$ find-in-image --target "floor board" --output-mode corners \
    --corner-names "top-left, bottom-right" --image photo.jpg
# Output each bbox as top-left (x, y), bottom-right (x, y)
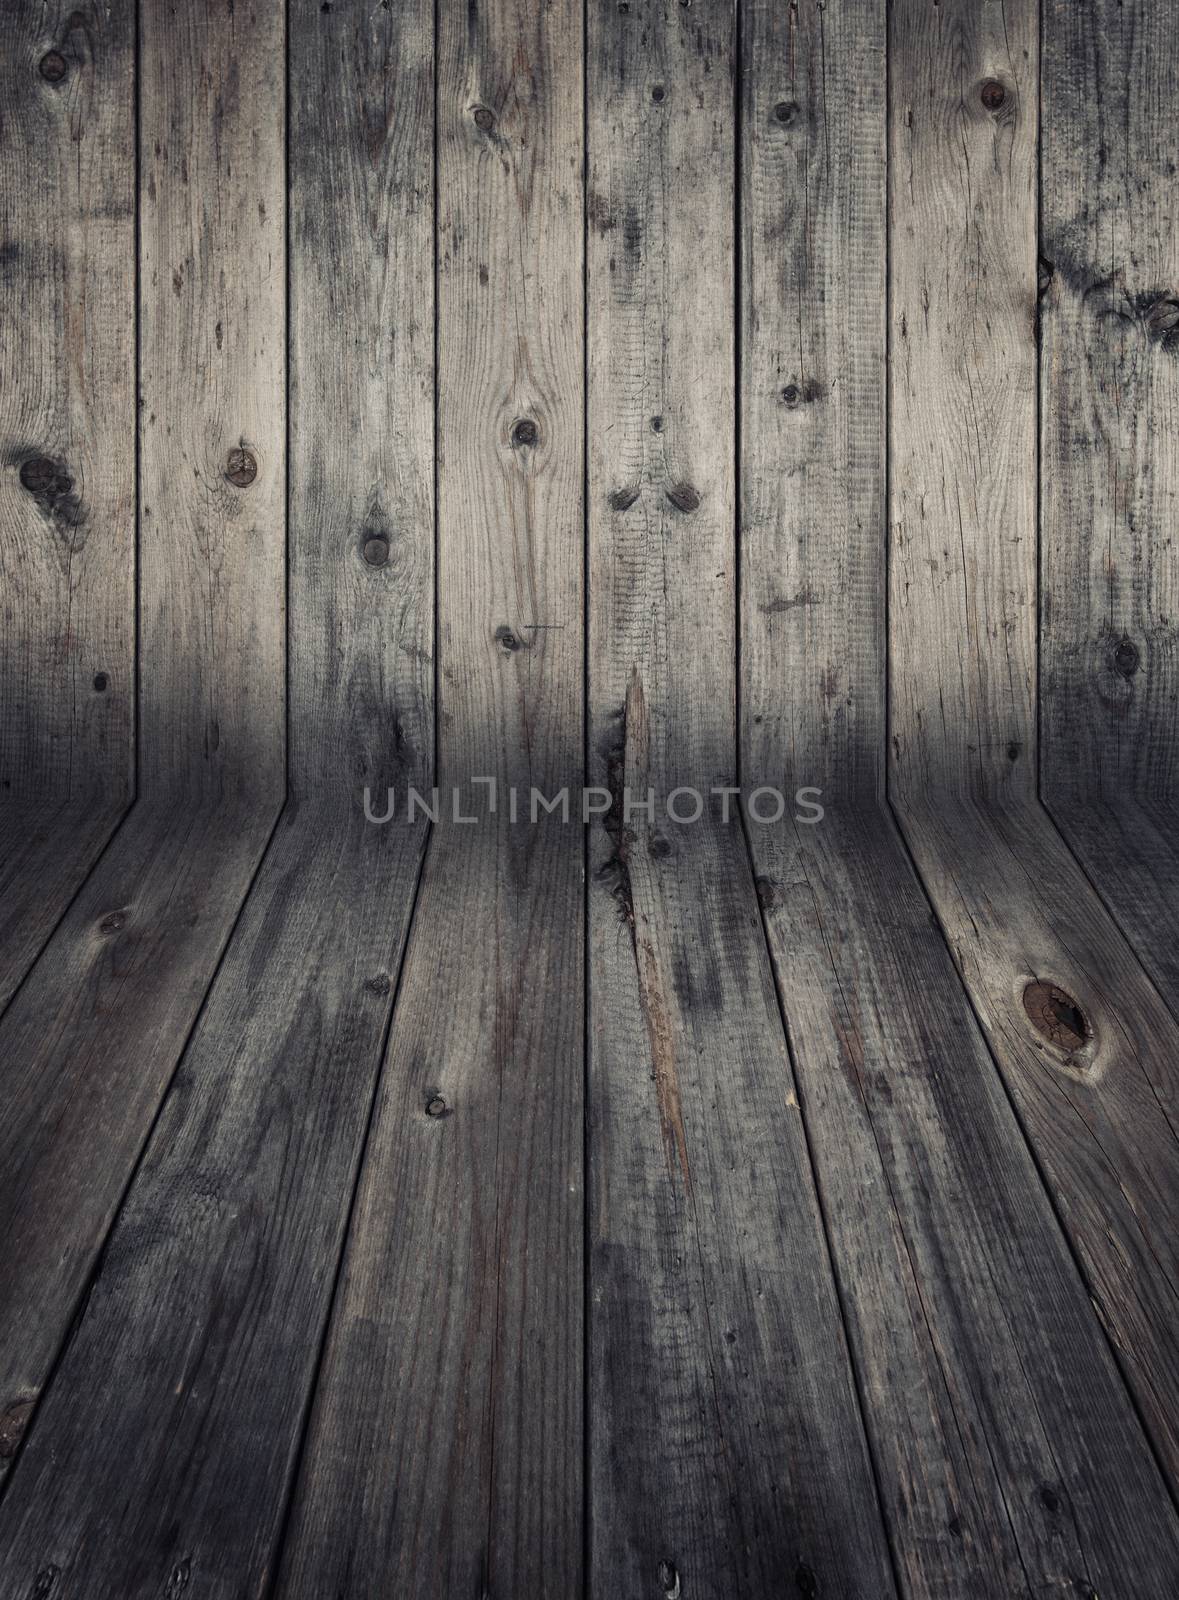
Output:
top-left (1047, 796), bottom-right (1179, 1007)
top-left (276, 820), bottom-right (583, 1600)
top-left (0, 802), bottom-right (424, 1597)
top-left (0, 797), bottom-right (127, 1013)
top-left (588, 809), bottom-right (897, 1598)
top-left (897, 795), bottom-right (1179, 1498)
top-left (753, 804), bottom-right (1179, 1598)
top-left (0, 797), bottom-right (276, 1480)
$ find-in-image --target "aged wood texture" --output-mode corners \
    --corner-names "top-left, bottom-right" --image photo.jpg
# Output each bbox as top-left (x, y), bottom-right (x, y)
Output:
top-left (588, 3), bottom-right (894, 1592)
top-left (1040, 0), bottom-right (1179, 1004)
top-left (756, 808), bottom-right (1179, 1599)
top-left (0, 0), bottom-right (286, 1492)
top-left (278, 0), bottom-right (584, 1591)
top-left (0, 0), bottom-right (135, 805)
top-left (889, 0), bottom-right (1179, 1502)
top-left (588, 0), bottom-right (734, 794)
top-left (0, 2), bottom-right (136, 991)
top-left (0, 807), bottom-right (424, 1596)
top-left (278, 822), bottom-right (582, 1600)
top-left (740, 0), bottom-right (885, 799)
top-left (139, 0), bottom-right (285, 804)
top-left (888, 0), bottom-right (1037, 803)
top-left (588, 722), bottom-right (896, 1597)
top-left (0, 4), bottom-right (434, 1587)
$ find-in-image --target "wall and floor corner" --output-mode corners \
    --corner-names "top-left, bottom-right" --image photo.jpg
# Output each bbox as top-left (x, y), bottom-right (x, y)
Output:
top-left (1, 0), bottom-right (1178, 1595)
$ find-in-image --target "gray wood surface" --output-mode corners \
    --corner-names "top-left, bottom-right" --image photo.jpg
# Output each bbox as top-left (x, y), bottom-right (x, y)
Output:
top-left (138, 0), bottom-right (285, 806)
top-left (0, 0), bottom-right (135, 807)
top-left (587, 3), bottom-right (894, 1592)
top-left (757, 808), bottom-right (1179, 1598)
top-left (740, 0), bottom-right (885, 799)
top-left (888, 0), bottom-right (1038, 803)
top-left (0, 4), bottom-right (435, 1590)
top-left (0, 805), bottom-right (425, 1597)
top-left (278, 0), bottom-right (585, 1591)
top-left (1040, 0), bottom-right (1179, 1009)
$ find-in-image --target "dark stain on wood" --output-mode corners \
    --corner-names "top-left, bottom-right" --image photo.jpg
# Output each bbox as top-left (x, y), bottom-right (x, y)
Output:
top-left (1022, 980), bottom-right (1092, 1054)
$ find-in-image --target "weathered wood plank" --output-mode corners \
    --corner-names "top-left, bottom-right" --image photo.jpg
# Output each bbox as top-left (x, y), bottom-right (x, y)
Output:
top-left (740, 0), bottom-right (885, 798)
top-left (1040, 0), bottom-right (1179, 1006)
top-left (587, 3), bottom-right (894, 1590)
top-left (278, 0), bottom-right (583, 1589)
top-left (588, 779), bottom-right (897, 1596)
top-left (0, 806), bottom-right (425, 1595)
top-left (138, 0), bottom-right (285, 804)
top-left (0, 797), bottom-right (275, 1480)
top-left (756, 807), bottom-right (1179, 1598)
top-left (888, 0), bottom-right (1179, 1507)
top-left (888, 0), bottom-right (1038, 802)
top-left (0, 0), bottom-right (135, 807)
top-left (0, 0), bottom-right (286, 1490)
top-left (1040, 0), bottom-right (1179, 806)
top-left (587, 0), bottom-right (734, 793)
top-left (0, 798), bottom-right (123, 1012)
top-left (900, 795), bottom-right (1179, 1497)
top-left (0, 4), bottom-right (435, 1585)
top-left (277, 821), bottom-right (582, 1600)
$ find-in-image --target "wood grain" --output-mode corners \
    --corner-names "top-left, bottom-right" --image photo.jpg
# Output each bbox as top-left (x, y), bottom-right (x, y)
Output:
top-left (588, 3), bottom-right (894, 1592)
top-left (139, 0), bottom-right (285, 804)
top-left (0, 805), bottom-right (425, 1597)
top-left (888, 0), bottom-right (1038, 802)
top-left (1040, 0), bottom-right (1179, 806)
top-left (740, 0), bottom-right (885, 798)
top-left (0, 0), bottom-right (135, 807)
top-left (757, 807), bottom-right (1179, 1598)
top-left (587, 0), bottom-right (735, 793)
top-left (278, 0), bottom-right (584, 1590)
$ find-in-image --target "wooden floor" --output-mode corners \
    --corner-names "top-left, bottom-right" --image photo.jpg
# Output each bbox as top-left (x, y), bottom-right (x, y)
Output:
top-left (3, 0), bottom-right (1179, 1596)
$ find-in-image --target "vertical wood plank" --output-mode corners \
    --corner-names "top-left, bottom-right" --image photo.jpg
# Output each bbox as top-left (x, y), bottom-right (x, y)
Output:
top-left (888, 0), bottom-right (1038, 802)
top-left (277, 0), bottom-right (584, 1592)
top-left (587, 2), bottom-right (896, 1593)
top-left (588, 0), bottom-right (735, 792)
top-left (139, 0), bottom-right (285, 803)
top-left (0, 0), bottom-right (135, 806)
top-left (1039, 0), bottom-right (1179, 1005)
top-left (740, 0), bottom-right (885, 798)
top-left (289, 0), bottom-right (434, 797)
top-left (1041, 0), bottom-right (1179, 806)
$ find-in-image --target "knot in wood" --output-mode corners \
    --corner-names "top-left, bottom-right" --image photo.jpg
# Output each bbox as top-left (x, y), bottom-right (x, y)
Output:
top-left (425, 1094), bottom-right (448, 1118)
top-left (795, 1565), bottom-right (819, 1598)
top-left (651, 84), bottom-right (666, 103)
top-left (99, 910), bottom-right (126, 934)
top-left (510, 417), bottom-right (538, 448)
top-left (93, 672), bottom-right (109, 692)
top-left (979, 79), bottom-right (1007, 112)
top-left (665, 482), bottom-right (700, 514)
top-left (1112, 637), bottom-right (1140, 677)
top-left (773, 100), bottom-right (799, 126)
top-left (39, 50), bottom-right (67, 83)
top-left (656, 1560), bottom-right (680, 1598)
top-left (362, 536), bottom-right (389, 567)
top-left (19, 456), bottom-right (63, 496)
top-left (473, 105), bottom-right (495, 133)
top-left (1146, 297), bottom-right (1179, 346)
top-left (1022, 980), bottom-right (1090, 1053)
top-left (225, 447), bottom-right (257, 487)
top-left (495, 624), bottom-right (522, 652)
top-left (781, 384), bottom-right (801, 407)
top-left (364, 973), bottom-right (391, 995)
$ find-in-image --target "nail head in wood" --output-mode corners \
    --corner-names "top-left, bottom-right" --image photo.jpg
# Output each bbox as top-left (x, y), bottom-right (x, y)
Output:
top-left (38, 50), bottom-right (67, 83)
top-left (225, 447), bottom-right (257, 487)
